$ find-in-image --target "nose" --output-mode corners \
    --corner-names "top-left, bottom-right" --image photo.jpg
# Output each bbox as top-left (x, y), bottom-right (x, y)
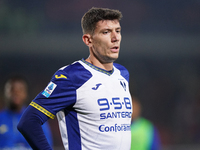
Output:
top-left (111, 31), bottom-right (120, 43)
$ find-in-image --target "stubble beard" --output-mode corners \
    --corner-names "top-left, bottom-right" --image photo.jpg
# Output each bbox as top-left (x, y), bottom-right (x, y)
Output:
top-left (93, 50), bottom-right (118, 64)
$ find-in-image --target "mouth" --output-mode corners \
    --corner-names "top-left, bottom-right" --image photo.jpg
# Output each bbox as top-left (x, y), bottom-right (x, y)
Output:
top-left (110, 46), bottom-right (119, 52)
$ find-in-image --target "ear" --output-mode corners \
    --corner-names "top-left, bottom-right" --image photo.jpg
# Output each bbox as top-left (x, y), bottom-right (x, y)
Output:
top-left (82, 34), bottom-right (92, 46)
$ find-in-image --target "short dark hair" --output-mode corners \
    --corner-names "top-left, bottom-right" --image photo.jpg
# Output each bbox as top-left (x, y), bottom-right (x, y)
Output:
top-left (5, 75), bottom-right (28, 86)
top-left (81, 7), bottom-right (122, 35)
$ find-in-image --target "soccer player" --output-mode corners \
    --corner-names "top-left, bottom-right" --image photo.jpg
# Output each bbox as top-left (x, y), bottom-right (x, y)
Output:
top-left (0, 75), bottom-right (53, 149)
top-left (17, 7), bottom-right (132, 150)
top-left (131, 97), bottom-right (161, 150)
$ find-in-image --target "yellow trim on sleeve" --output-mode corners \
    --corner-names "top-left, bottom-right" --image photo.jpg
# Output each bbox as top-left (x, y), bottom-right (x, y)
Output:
top-left (30, 102), bottom-right (55, 119)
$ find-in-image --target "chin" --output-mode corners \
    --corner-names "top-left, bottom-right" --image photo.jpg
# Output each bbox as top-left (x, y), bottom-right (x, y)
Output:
top-left (111, 54), bottom-right (119, 61)
top-left (107, 56), bottom-right (118, 63)
top-left (99, 54), bottom-right (119, 63)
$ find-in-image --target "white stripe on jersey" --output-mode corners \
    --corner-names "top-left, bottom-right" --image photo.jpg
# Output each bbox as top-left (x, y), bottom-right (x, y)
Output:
top-left (57, 110), bottom-right (69, 149)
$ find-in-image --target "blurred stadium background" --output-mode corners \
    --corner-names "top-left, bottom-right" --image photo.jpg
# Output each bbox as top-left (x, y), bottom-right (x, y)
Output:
top-left (0, 0), bottom-right (200, 149)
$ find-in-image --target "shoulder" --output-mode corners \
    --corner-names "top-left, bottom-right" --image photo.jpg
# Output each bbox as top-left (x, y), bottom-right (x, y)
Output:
top-left (51, 60), bottom-right (92, 88)
top-left (137, 118), bottom-right (154, 130)
top-left (113, 63), bottom-right (129, 81)
top-left (63, 61), bottom-right (91, 74)
top-left (139, 117), bottom-right (153, 125)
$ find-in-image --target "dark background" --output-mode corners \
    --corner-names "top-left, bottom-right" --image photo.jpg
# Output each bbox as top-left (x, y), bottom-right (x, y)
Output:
top-left (0, 0), bottom-right (200, 149)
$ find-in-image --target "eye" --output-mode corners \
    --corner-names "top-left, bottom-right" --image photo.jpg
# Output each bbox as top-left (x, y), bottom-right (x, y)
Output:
top-left (103, 31), bottom-right (109, 34)
top-left (116, 30), bottom-right (121, 33)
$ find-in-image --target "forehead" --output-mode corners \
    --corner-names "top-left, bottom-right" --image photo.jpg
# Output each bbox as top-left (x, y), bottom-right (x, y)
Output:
top-left (95, 19), bottom-right (120, 31)
top-left (8, 81), bottom-right (26, 89)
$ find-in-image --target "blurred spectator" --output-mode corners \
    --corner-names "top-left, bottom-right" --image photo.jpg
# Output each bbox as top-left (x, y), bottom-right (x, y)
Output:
top-left (0, 75), bottom-right (53, 149)
top-left (131, 96), bottom-right (161, 150)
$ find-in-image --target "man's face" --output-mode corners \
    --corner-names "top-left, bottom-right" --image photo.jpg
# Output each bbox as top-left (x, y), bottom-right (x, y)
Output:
top-left (5, 81), bottom-right (27, 108)
top-left (90, 19), bottom-right (121, 63)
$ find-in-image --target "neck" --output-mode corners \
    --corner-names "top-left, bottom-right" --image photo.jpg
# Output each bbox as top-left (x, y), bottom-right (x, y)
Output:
top-left (85, 56), bottom-right (113, 71)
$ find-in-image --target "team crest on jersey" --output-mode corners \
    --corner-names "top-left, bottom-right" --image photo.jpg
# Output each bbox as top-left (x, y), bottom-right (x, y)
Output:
top-left (120, 81), bottom-right (126, 91)
top-left (42, 82), bottom-right (57, 98)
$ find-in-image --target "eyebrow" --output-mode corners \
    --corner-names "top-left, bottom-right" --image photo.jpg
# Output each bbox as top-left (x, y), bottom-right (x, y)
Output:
top-left (116, 27), bottom-right (121, 30)
top-left (101, 26), bottom-right (121, 32)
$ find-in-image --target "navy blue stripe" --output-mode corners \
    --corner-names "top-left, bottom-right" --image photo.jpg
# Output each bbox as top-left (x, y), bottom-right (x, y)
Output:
top-left (65, 109), bottom-right (81, 150)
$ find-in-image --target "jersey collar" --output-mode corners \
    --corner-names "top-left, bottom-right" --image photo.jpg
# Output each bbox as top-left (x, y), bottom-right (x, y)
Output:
top-left (81, 58), bottom-right (114, 76)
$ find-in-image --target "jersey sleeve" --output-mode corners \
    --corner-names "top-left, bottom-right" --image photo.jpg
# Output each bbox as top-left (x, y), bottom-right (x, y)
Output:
top-left (30, 62), bottom-right (92, 119)
top-left (42, 122), bottom-right (53, 147)
top-left (31, 68), bottom-right (76, 119)
top-left (17, 105), bottom-right (52, 150)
